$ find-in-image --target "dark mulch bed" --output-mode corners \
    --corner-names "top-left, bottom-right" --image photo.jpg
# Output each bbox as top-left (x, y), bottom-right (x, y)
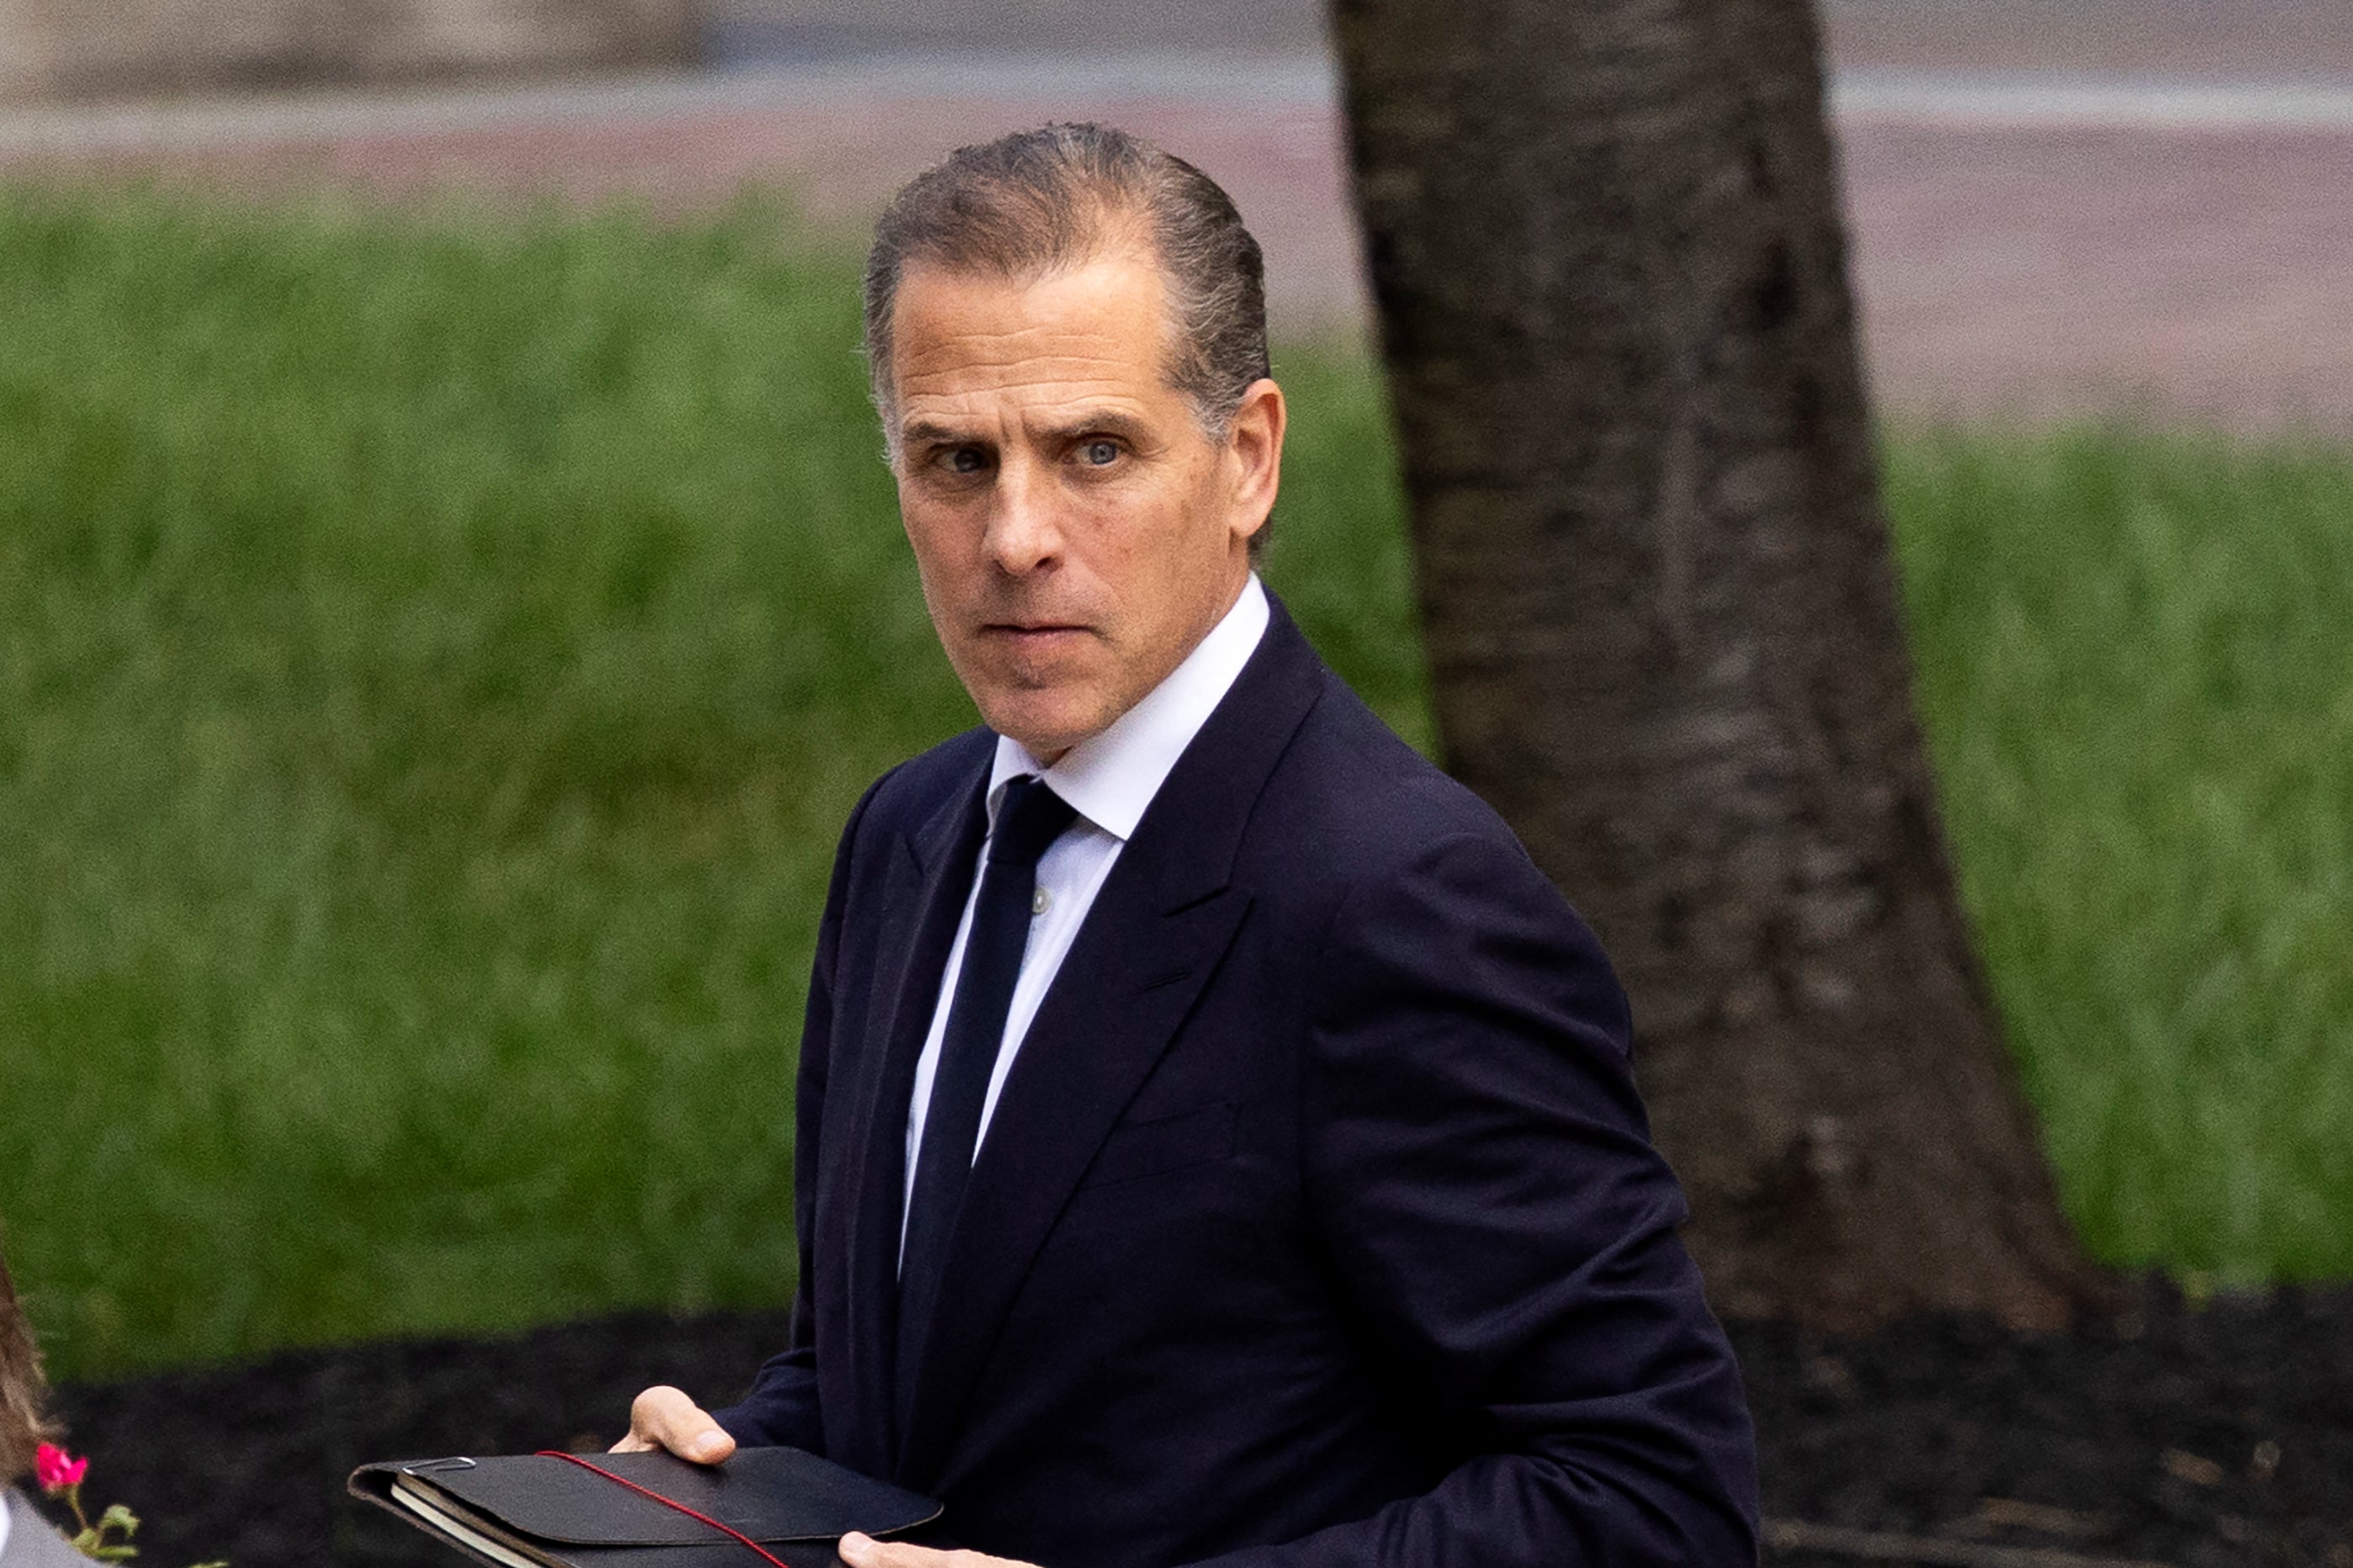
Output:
top-left (43, 1283), bottom-right (2353, 1568)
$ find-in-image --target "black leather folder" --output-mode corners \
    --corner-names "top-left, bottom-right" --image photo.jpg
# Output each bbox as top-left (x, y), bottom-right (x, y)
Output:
top-left (350, 1448), bottom-right (943, 1568)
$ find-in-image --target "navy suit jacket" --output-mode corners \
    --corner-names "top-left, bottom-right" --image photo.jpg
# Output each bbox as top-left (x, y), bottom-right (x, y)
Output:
top-left (716, 598), bottom-right (1759, 1566)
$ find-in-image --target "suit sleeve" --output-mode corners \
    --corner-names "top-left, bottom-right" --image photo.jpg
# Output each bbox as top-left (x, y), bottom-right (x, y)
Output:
top-left (711, 776), bottom-right (888, 1452)
top-left (1188, 829), bottom-right (1759, 1568)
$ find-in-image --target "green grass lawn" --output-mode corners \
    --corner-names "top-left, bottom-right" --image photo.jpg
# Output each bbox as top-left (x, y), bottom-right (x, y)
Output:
top-left (1, 188), bottom-right (2345, 1380)
top-left (1891, 430), bottom-right (2353, 1287)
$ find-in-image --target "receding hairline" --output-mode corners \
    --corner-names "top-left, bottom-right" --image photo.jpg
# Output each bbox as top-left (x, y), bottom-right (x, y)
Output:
top-left (891, 211), bottom-right (1160, 312)
top-left (875, 227), bottom-right (1225, 447)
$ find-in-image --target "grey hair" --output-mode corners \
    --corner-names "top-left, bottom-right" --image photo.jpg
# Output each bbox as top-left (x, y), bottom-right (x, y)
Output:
top-left (863, 122), bottom-right (1271, 452)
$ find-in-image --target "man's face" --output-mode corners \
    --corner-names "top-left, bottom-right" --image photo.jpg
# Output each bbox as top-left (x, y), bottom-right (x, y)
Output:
top-left (886, 245), bottom-right (1283, 760)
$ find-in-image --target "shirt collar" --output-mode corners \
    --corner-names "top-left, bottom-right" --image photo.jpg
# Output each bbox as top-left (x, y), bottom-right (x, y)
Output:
top-left (988, 573), bottom-right (1270, 841)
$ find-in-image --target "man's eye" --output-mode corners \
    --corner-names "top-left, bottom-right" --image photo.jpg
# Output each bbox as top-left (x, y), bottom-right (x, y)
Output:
top-left (1078, 439), bottom-right (1121, 467)
top-left (942, 448), bottom-right (988, 474)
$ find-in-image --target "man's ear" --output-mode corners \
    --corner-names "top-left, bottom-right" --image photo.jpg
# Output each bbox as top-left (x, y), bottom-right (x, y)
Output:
top-left (1226, 378), bottom-right (1285, 547)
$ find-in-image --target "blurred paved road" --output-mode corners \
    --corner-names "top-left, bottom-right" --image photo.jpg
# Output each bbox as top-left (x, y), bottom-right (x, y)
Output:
top-left (3, 8), bottom-right (2348, 432)
top-left (697, 0), bottom-right (2353, 81)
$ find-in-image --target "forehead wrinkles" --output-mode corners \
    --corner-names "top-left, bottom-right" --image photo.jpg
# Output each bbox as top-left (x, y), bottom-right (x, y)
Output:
top-left (898, 326), bottom-right (1143, 395)
top-left (896, 342), bottom-right (1185, 458)
top-left (897, 351), bottom-right (1157, 444)
top-left (890, 246), bottom-right (1184, 402)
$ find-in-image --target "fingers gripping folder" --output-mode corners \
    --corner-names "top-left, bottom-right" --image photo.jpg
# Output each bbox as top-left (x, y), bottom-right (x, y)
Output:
top-left (349, 1448), bottom-right (942, 1568)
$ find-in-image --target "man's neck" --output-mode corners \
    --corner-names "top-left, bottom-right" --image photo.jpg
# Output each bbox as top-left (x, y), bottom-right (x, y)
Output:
top-left (991, 574), bottom-right (1270, 841)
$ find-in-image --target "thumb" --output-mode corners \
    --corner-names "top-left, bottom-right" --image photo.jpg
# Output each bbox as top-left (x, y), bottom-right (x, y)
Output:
top-left (619, 1385), bottom-right (737, 1464)
top-left (681, 1424), bottom-right (734, 1465)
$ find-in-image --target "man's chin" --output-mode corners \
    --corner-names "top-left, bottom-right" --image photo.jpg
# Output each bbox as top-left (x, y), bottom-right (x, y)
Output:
top-left (974, 687), bottom-right (1116, 761)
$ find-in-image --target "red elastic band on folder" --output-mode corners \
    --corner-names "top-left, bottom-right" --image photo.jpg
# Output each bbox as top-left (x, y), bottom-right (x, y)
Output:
top-left (533, 1450), bottom-right (794, 1568)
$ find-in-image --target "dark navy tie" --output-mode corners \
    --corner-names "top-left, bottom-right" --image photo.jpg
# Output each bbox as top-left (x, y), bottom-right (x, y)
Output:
top-left (895, 773), bottom-right (1078, 1428)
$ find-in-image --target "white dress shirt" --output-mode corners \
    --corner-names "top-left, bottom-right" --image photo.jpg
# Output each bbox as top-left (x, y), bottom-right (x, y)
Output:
top-left (900, 575), bottom-right (1271, 1248)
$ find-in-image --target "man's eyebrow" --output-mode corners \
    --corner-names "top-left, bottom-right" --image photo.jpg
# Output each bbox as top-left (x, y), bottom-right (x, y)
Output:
top-left (900, 411), bottom-right (1157, 449)
top-left (1041, 410), bottom-right (1154, 445)
top-left (899, 419), bottom-right (975, 448)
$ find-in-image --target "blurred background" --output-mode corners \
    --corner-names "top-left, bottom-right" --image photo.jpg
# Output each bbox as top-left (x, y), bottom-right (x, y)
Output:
top-left (6, 0), bottom-right (2353, 424)
top-left (2, 4), bottom-right (2350, 1560)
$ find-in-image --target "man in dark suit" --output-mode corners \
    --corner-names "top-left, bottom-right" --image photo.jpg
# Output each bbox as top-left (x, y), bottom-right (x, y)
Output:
top-left (617, 124), bottom-right (1758, 1567)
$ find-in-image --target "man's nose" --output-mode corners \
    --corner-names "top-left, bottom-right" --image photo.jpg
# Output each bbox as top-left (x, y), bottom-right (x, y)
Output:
top-left (984, 458), bottom-right (1063, 575)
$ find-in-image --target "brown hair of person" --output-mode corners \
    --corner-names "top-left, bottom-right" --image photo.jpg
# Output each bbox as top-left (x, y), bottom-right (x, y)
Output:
top-left (1, 1248), bottom-right (58, 1485)
top-left (862, 121), bottom-right (1272, 450)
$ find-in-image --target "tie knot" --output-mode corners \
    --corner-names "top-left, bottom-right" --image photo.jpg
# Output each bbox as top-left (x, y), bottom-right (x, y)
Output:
top-left (988, 775), bottom-right (1078, 868)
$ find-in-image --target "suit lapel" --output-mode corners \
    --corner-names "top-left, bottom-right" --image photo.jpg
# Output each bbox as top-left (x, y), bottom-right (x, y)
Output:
top-left (837, 757), bottom-right (988, 1480)
top-left (894, 601), bottom-right (1330, 1486)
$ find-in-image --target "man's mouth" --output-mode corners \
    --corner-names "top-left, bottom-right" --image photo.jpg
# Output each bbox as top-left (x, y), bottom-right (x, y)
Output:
top-left (985, 622), bottom-right (1089, 642)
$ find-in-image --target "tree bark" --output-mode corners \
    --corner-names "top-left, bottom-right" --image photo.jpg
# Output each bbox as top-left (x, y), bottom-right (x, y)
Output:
top-left (1329, 0), bottom-right (2101, 1330)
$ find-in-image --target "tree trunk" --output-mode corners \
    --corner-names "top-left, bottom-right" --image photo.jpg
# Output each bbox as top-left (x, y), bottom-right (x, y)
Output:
top-left (1329, 0), bottom-right (2101, 1330)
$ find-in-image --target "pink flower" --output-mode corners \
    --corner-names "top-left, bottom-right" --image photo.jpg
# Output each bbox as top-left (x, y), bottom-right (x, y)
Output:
top-left (34, 1441), bottom-right (87, 1494)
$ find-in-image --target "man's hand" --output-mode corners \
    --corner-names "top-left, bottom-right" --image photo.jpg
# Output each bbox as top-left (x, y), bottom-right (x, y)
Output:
top-left (609, 1385), bottom-right (736, 1464)
top-left (837, 1533), bottom-right (1036, 1568)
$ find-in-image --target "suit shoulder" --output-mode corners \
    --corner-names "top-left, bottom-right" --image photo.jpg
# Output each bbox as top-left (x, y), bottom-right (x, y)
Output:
top-left (1267, 673), bottom-right (1531, 874)
top-left (1275, 675), bottom-right (1635, 1052)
